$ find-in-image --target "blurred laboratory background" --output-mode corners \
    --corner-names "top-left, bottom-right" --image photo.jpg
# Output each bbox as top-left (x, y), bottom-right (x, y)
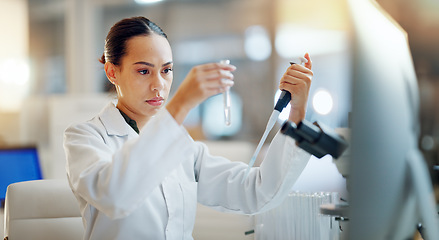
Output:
top-left (1, 0), bottom-right (438, 239)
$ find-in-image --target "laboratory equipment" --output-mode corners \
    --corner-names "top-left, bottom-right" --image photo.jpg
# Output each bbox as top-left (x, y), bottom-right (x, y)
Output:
top-left (255, 191), bottom-right (340, 240)
top-left (242, 58), bottom-right (308, 183)
top-left (255, 121), bottom-right (349, 239)
top-left (281, 120), bottom-right (350, 238)
top-left (220, 59), bottom-right (232, 126)
top-left (280, 120), bottom-right (348, 159)
top-left (347, 0), bottom-right (439, 239)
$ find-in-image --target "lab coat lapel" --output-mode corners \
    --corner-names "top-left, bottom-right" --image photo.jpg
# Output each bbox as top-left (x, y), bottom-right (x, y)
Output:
top-left (99, 102), bottom-right (134, 137)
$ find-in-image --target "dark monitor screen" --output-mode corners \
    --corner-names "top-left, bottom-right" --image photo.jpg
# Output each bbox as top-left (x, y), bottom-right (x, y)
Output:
top-left (347, 0), bottom-right (439, 239)
top-left (0, 146), bottom-right (43, 203)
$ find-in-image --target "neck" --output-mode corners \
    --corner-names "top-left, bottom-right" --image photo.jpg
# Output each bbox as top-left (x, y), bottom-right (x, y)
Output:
top-left (136, 118), bottom-right (148, 129)
top-left (116, 103), bottom-right (150, 130)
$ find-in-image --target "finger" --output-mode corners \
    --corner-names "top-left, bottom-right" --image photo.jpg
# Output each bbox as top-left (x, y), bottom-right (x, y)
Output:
top-left (203, 86), bottom-right (230, 97)
top-left (221, 79), bottom-right (234, 89)
top-left (284, 68), bottom-right (311, 81)
top-left (288, 65), bottom-right (313, 84)
top-left (202, 78), bottom-right (234, 90)
top-left (279, 71), bottom-right (311, 91)
top-left (199, 62), bottom-right (237, 72)
top-left (279, 79), bottom-right (307, 92)
top-left (304, 53), bottom-right (312, 70)
top-left (203, 69), bottom-right (235, 81)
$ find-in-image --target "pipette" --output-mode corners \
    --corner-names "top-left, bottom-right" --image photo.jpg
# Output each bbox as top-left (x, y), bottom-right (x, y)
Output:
top-left (220, 59), bottom-right (232, 126)
top-left (241, 57), bottom-right (308, 184)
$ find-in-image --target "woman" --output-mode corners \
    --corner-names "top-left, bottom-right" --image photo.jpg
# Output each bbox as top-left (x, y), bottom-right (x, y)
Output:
top-left (64, 16), bottom-right (313, 239)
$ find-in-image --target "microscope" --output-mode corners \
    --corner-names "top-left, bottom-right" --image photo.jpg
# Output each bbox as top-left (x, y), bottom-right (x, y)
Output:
top-left (281, 119), bottom-right (351, 236)
top-left (280, 119), bottom-right (350, 194)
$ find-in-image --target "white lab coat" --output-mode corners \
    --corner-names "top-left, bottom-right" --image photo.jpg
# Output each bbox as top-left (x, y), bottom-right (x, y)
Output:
top-left (64, 102), bottom-right (310, 240)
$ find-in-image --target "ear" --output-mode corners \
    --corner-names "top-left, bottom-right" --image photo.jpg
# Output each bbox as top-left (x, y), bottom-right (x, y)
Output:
top-left (104, 62), bottom-right (118, 85)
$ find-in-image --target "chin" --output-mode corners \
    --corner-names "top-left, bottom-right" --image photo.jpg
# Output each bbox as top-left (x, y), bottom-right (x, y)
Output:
top-left (144, 106), bottom-right (163, 117)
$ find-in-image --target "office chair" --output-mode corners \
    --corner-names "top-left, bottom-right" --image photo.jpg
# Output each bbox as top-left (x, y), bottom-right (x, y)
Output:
top-left (3, 179), bottom-right (84, 240)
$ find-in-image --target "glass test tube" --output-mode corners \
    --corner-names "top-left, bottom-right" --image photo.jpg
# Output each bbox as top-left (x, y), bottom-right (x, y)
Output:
top-left (220, 59), bottom-right (231, 126)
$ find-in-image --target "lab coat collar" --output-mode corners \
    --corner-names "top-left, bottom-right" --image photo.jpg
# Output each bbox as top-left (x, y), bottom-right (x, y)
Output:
top-left (99, 102), bottom-right (132, 137)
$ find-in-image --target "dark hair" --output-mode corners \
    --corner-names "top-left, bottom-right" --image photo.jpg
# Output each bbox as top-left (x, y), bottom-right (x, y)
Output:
top-left (99, 16), bottom-right (167, 65)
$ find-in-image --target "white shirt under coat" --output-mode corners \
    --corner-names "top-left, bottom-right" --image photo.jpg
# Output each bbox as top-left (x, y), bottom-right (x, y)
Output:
top-left (63, 102), bottom-right (310, 240)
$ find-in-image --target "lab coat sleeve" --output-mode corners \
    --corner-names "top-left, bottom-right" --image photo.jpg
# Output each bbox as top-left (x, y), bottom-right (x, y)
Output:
top-left (195, 131), bottom-right (310, 214)
top-left (64, 109), bottom-right (195, 219)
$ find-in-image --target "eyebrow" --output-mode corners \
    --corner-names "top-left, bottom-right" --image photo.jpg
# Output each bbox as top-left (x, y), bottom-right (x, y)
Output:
top-left (133, 61), bottom-right (173, 67)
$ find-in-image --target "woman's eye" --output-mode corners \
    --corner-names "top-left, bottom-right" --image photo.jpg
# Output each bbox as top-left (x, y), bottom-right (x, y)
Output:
top-left (163, 68), bottom-right (173, 74)
top-left (139, 69), bottom-right (149, 75)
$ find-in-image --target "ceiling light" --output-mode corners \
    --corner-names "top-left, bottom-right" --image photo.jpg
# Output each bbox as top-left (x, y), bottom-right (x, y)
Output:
top-left (135, 0), bottom-right (164, 4)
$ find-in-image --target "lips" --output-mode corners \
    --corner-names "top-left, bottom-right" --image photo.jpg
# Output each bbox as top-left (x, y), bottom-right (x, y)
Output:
top-left (146, 97), bottom-right (164, 106)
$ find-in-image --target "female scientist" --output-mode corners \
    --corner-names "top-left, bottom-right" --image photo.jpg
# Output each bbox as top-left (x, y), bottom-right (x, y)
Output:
top-left (64, 16), bottom-right (313, 239)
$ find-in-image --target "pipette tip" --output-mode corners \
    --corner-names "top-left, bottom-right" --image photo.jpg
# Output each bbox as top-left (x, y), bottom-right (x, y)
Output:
top-left (299, 56), bottom-right (308, 64)
top-left (289, 56), bottom-right (308, 66)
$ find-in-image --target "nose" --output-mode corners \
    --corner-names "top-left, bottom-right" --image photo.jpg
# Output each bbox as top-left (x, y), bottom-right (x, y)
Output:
top-left (150, 74), bottom-right (165, 92)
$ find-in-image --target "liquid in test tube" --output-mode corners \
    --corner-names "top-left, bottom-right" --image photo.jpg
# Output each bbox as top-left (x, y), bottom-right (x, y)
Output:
top-left (220, 59), bottom-right (231, 126)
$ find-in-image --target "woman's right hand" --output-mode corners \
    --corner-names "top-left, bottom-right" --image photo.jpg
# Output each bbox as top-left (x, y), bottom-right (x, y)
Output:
top-left (166, 62), bottom-right (236, 125)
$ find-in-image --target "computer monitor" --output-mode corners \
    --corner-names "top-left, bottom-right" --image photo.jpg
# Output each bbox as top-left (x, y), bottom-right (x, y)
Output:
top-left (347, 0), bottom-right (439, 239)
top-left (0, 146), bottom-right (43, 206)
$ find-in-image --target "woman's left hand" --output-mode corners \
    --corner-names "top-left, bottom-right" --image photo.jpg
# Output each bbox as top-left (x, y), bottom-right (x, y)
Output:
top-left (279, 53), bottom-right (313, 124)
top-left (166, 62), bottom-right (236, 125)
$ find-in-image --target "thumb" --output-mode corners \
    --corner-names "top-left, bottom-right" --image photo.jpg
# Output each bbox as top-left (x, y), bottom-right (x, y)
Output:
top-left (304, 53), bottom-right (312, 70)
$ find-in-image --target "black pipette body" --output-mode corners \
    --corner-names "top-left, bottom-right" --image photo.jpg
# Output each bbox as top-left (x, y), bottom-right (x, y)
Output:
top-left (274, 61), bottom-right (300, 112)
top-left (274, 90), bottom-right (291, 112)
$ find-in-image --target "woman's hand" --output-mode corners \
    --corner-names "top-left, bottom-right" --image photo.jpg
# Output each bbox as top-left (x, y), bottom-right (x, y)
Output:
top-left (279, 53), bottom-right (313, 124)
top-left (166, 62), bottom-right (236, 125)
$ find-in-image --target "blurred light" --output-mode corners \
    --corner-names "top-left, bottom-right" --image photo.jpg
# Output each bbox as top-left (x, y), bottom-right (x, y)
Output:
top-left (0, 58), bottom-right (31, 111)
top-left (0, 0), bottom-right (29, 112)
top-left (244, 25), bottom-right (272, 61)
top-left (275, 24), bottom-right (348, 59)
top-left (312, 89), bottom-right (333, 115)
top-left (0, 59), bottom-right (30, 86)
top-left (135, 0), bottom-right (164, 4)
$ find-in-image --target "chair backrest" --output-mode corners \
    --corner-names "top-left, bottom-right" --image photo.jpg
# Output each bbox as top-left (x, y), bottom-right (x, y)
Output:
top-left (3, 179), bottom-right (84, 240)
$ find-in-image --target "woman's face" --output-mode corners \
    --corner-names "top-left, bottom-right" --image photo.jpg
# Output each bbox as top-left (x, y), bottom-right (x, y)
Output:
top-left (113, 34), bottom-right (173, 120)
